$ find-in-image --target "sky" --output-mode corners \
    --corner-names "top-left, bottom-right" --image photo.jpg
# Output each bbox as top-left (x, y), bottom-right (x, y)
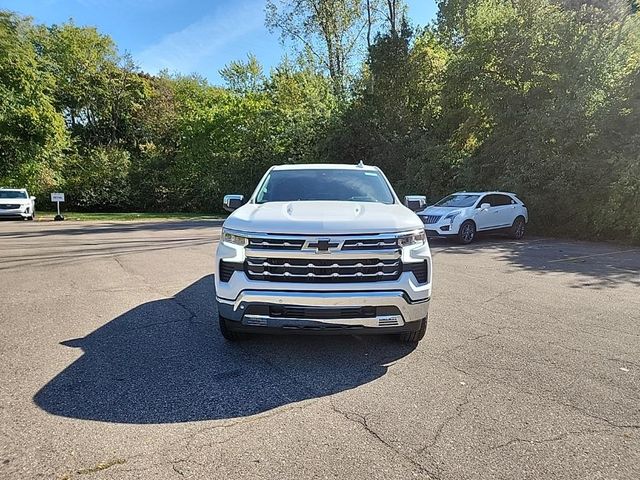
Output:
top-left (0, 0), bottom-right (438, 84)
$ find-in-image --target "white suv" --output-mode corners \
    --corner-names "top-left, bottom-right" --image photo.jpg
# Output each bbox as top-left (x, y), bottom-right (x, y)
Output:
top-left (214, 164), bottom-right (432, 343)
top-left (418, 191), bottom-right (528, 244)
top-left (0, 188), bottom-right (36, 220)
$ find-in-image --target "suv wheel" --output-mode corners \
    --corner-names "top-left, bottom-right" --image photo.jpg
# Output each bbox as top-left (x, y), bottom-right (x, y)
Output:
top-left (219, 316), bottom-right (243, 341)
top-left (399, 317), bottom-right (427, 344)
top-left (510, 216), bottom-right (526, 239)
top-left (458, 220), bottom-right (476, 244)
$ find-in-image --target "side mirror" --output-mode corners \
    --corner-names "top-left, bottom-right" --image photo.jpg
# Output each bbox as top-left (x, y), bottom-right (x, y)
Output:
top-left (479, 203), bottom-right (491, 210)
top-left (30, 196), bottom-right (36, 201)
top-left (404, 195), bottom-right (427, 212)
top-left (223, 194), bottom-right (244, 213)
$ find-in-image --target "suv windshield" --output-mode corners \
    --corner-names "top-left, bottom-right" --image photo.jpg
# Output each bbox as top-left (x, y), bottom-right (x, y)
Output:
top-left (435, 194), bottom-right (479, 208)
top-left (0, 191), bottom-right (27, 199)
top-left (255, 169), bottom-right (395, 204)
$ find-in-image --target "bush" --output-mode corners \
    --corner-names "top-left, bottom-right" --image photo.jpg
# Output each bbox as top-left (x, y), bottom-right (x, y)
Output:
top-left (62, 147), bottom-right (132, 211)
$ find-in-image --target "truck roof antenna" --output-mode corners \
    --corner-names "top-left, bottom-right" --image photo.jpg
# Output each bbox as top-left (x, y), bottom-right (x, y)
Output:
top-left (357, 160), bottom-right (365, 168)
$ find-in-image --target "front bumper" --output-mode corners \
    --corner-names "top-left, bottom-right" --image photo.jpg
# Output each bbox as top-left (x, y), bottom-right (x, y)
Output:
top-left (214, 231), bottom-right (432, 334)
top-left (422, 218), bottom-right (459, 237)
top-left (0, 209), bottom-right (30, 218)
top-left (217, 290), bottom-right (429, 334)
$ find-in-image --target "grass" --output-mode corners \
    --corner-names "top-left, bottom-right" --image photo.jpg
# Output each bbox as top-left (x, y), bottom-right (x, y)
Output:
top-left (35, 211), bottom-right (225, 221)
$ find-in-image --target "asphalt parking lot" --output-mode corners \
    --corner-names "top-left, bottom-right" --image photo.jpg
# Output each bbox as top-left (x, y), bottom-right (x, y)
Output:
top-left (0, 220), bottom-right (638, 480)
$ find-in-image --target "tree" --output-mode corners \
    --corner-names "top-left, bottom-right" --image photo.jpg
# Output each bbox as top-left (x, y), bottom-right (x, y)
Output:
top-left (38, 21), bottom-right (148, 147)
top-left (0, 12), bottom-right (67, 194)
top-left (220, 54), bottom-right (265, 94)
top-left (266, 0), bottom-right (369, 96)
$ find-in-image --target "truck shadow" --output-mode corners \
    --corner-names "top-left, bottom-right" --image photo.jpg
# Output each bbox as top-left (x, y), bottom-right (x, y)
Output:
top-left (33, 275), bottom-right (416, 423)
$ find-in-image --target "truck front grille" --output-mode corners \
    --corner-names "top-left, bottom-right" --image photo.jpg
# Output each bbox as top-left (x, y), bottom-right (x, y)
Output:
top-left (247, 238), bottom-right (305, 250)
top-left (245, 257), bottom-right (401, 283)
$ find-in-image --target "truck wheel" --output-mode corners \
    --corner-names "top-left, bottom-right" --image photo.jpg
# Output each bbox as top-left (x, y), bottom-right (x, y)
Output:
top-left (457, 220), bottom-right (476, 244)
top-left (219, 316), bottom-right (243, 341)
top-left (399, 317), bottom-right (427, 344)
top-left (510, 216), bottom-right (526, 239)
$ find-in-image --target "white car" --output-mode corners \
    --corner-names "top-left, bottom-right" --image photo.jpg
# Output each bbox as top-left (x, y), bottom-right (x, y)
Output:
top-left (0, 188), bottom-right (36, 220)
top-left (418, 191), bottom-right (528, 244)
top-left (214, 163), bottom-right (432, 343)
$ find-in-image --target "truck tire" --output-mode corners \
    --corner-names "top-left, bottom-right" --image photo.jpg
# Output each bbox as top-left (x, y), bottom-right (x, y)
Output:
top-left (219, 315), bottom-right (243, 341)
top-left (399, 317), bottom-right (427, 344)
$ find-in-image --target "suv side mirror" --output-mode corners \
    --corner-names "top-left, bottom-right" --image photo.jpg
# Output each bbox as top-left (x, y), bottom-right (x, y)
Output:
top-left (404, 195), bottom-right (427, 212)
top-left (223, 194), bottom-right (244, 212)
top-left (30, 196), bottom-right (36, 201)
top-left (479, 203), bottom-right (491, 210)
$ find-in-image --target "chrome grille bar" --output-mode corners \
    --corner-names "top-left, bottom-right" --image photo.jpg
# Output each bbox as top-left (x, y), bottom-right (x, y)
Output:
top-left (251, 271), bottom-right (399, 279)
top-left (246, 259), bottom-right (400, 269)
top-left (245, 256), bottom-right (401, 283)
top-left (245, 248), bottom-right (400, 259)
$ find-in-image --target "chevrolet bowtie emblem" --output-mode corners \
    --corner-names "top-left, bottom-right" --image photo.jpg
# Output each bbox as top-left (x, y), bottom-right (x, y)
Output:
top-left (306, 238), bottom-right (339, 252)
top-left (316, 239), bottom-right (330, 252)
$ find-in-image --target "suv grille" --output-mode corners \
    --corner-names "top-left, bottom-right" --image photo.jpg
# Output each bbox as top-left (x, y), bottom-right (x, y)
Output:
top-left (421, 215), bottom-right (441, 224)
top-left (245, 257), bottom-right (401, 283)
top-left (0, 204), bottom-right (20, 209)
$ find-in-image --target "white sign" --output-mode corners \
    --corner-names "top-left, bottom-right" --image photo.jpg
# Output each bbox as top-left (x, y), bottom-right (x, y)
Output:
top-left (51, 192), bottom-right (65, 202)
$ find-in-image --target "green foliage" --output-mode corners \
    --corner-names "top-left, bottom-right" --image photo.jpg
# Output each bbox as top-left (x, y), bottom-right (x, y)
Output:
top-left (0, 12), bottom-right (67, 194)
top-left (62, 147), bottom-right (132, 210)
top-left (266, 0), bottom-right (370, 95)
top-left (439, 0), bottom-right (640, 239)
top-left (220, 54), bottom-right (265, 94)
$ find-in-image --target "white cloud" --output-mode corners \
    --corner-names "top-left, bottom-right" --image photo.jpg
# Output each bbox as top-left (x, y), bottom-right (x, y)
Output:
top-left (135, 0), bottom-right (264, 75)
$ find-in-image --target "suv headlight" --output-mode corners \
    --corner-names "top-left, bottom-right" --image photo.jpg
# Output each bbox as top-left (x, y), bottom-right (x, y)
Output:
top-left (222, 228), bottom-right (248, 246)
top-left (398, 230), bottom-right (427, 247)
top-left (444, 211), bottom-right (461, 223)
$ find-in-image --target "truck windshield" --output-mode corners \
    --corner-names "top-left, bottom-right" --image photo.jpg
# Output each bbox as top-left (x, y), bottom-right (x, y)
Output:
top-left (0, 191), bottom-right (27, 199)
top-left (435, 194), bottom-right (480, 208)
top-left (255, 169), bottom-right (395, 204)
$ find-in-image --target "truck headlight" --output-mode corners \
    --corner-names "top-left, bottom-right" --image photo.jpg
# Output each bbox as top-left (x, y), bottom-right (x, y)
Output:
top-left (222, 228), bottom-right (248, 246)
top-left (398, 230), bottom-right (427, 247)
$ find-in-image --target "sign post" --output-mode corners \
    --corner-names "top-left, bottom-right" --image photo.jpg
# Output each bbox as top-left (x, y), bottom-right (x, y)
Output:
top-left (51, 192), bottom-right (65, 221)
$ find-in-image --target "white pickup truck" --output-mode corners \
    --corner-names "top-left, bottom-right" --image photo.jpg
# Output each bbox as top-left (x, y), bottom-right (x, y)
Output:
top-left (214, 163), bottom-right (432, 343)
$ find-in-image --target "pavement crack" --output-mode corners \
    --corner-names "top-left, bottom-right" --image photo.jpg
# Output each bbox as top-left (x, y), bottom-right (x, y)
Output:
top-left (170, 296), bottom-right (198, 323)
top-left (171, 462), bottom-right (185, 477)
top-left (330, 402), bottom-right (440, 479)
top-left (555, 401), bottom-right (640, 430)
top-left (488, 428), bottom-right (615, 451)
top-left (419, 385), bottom-right (477, 456)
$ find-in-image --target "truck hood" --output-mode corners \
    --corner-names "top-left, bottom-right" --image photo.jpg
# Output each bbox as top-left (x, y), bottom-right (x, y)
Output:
top-left (224, 201), bottom-right (423, 235)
